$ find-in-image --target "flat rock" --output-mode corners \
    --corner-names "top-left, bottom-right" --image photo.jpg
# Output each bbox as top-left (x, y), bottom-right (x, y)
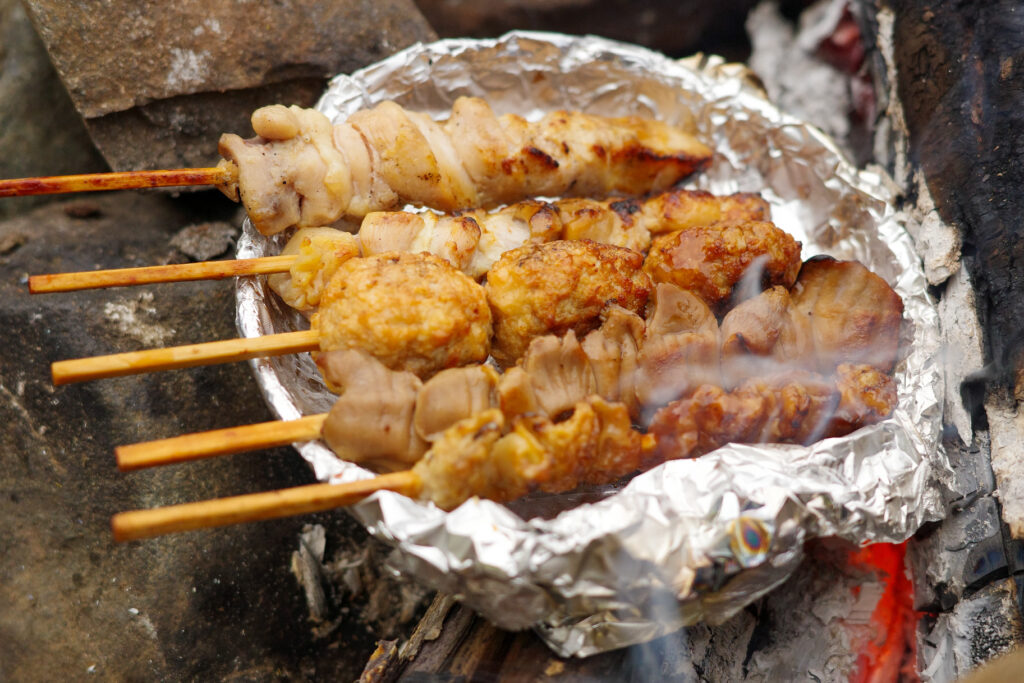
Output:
top-left (0, 192), bottom-right (389, 680)
top-left (22, 0), bottom-right (437, 170)
top-left (0, 0), bottom-right (106, 219)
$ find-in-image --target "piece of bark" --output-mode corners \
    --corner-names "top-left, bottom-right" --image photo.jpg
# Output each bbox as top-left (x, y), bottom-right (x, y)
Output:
top-left (877, 0), bottom-right (1024, 392)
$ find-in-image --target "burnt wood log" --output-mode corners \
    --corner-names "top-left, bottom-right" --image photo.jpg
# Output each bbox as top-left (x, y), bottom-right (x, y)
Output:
top-left (879, 0), bottom-right (1024, 396)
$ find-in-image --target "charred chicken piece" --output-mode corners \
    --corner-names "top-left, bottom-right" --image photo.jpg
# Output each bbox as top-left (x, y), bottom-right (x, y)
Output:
top-left (314, 252), bottom-right (492, 379)
top-left (790, 256), bottom-right (904, 374)
top-left (217, 96), bottom-right (713, 235)
top-left (647, 363), bottom-right (897, 462)
top-left (317, 349), bottom-right (427, 472)
top-left (643, 221), bottom-right (802, 314)
top-left (485, 240), bottom-right (652, 367)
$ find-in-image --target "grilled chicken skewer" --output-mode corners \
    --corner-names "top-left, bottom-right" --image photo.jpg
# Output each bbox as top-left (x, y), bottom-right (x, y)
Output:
top-left (2, 97), bottom-right (713, 236)
top-left (111, 362), bottom-right (896, 541)
top-left (28, 188), bottom-right (771, 295)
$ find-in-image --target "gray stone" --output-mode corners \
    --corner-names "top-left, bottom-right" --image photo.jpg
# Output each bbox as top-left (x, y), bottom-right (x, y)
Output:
top-left (0, 0), bottom-right (106, 220)
top-left (22, 0), bottom-right (437, 171)
top-left (0, 192), bottom-right (396, 680)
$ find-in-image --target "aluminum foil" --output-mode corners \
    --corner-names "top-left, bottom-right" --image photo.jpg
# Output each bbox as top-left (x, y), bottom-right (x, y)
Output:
top-left (234, 31), bottom-right (946, 657)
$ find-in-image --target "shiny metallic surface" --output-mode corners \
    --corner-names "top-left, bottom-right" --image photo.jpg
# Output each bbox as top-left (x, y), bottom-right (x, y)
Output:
top-left (235, 32), bottom-right (945, 657)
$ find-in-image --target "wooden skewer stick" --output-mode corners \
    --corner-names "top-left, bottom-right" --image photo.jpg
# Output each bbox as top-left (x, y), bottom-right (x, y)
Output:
top-left (111, 471), bottom-right (423, 541)
top-left (0, 167), bottom-right (231, 197)
top-left (116, 414), bottom-right (327, 471)
top-left (51, 329), bottom-right (320, 385)
top-left (29, 255), bottom-right (296, 294)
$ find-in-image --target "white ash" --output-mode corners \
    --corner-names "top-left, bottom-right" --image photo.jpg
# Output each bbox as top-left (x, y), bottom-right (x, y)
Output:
top-left (938, 267), bottom-right (985, 444)
top-left (918, 579), bottom-right (1024, 682)
top-left (985, 388), bottom-right (1024, 538)
top-left (102, 292), bottom-right (174, 347)
top-left (291, 524), bottom-right (329, 622)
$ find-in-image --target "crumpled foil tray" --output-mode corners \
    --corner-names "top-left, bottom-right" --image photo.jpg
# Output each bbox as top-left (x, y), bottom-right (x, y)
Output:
top-left (235, 31), bottom-right (946, 657)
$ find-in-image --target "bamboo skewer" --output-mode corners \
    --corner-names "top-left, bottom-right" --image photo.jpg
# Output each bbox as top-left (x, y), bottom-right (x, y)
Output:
top-left (51, 329), bottom-right (320, 385)
top-left (116, 414), bottom-right (326, 471)
top-left (111, 471), bottom-right (423, 541)
top-left (0, 167), bottom-right (230, 197)
top-left (29, 255), bottom-right (296, 294)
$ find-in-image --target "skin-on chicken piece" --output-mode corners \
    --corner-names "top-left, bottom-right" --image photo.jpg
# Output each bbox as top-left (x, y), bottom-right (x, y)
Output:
top-left (266, 188), bottom-right (773, 314)
top-left (314, 252), bottom-right (492, 379)
top-left (637, 189), bottom-right (772, 235)
top-left (217, 96), bottom-right (713, 236)
top-left (267, 227), bottom-right (361, 315)
top-left (485, 240), bottom-right (652, 367)
top-left (317, 349), bottom-right (427, 472)
top-left (411, 397), bottom-right (653, 510)
top-left (790, 256), bottom-right (904, 374)
top-left (647, 363), bottom-right (897, 462)
top-left (360, 200), bottom-right (562, 279)
top-left (643, 221), bottom-right (802, 314)
top-left (719, 285), bottom-right (815, 387)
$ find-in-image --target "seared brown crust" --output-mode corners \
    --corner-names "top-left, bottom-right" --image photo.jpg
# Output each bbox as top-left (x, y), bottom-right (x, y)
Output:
top-left (485, 240), bottom-right (652, 367)
top-left (314, 252), bottom-right (492, 378)
top-left (647, 364), bottom-right (897, 462)
top-left (643, 221), bottom-right (802, 313)
top-left (412, 398), bottom-right (651, 510)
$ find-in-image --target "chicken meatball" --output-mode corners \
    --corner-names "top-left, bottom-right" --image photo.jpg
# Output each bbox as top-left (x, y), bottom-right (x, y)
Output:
top-left (643, 221), bottom-right (802, 313)
top-left (314, 252), bottom-right (492, 378)
top-left (484, 240), bottom-right (652, 367)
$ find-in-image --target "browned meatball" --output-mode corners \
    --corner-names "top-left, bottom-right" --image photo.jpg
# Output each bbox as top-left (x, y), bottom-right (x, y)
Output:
top-left (643, 221), bottom-right (802, 313)
top-left (485, 240), bottom-right (652, 367)
top-left (314, 252), bottom-right (492, 378)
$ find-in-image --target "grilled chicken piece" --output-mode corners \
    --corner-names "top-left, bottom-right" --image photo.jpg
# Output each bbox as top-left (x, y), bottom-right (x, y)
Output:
top-left (267, 227), bottom-right (360, 316)
top-left (412, 397), bottom-right (651, 510)
top-left (719, 285), bottom-right (815, 386)
top-left (580, 305), bottom-right (646, 418)
top-left (790, 256), bottom-right (904, 374)
top-left (318, 349), bottom-right (427, 472)
top-left (314, 252), bottom-right (492, 379)
top-left (497, 331), bottom-right (597, 419)
top-left (218, 96), bottom-right (712, 235)
top-left (647, 363), bottom-right (897, 462)
top-left (638, 189), bottom-right (772, 235)
top-left (413, 365), bottom-right (501, 442)
top-left (643, 221), bottom-right (802, 313)
top-left (634, 283), bottom-right (721, 412)
top-left (359, 211), bottom-right (481, 274)
top-left (485, 240), bottom-right (652, 367)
